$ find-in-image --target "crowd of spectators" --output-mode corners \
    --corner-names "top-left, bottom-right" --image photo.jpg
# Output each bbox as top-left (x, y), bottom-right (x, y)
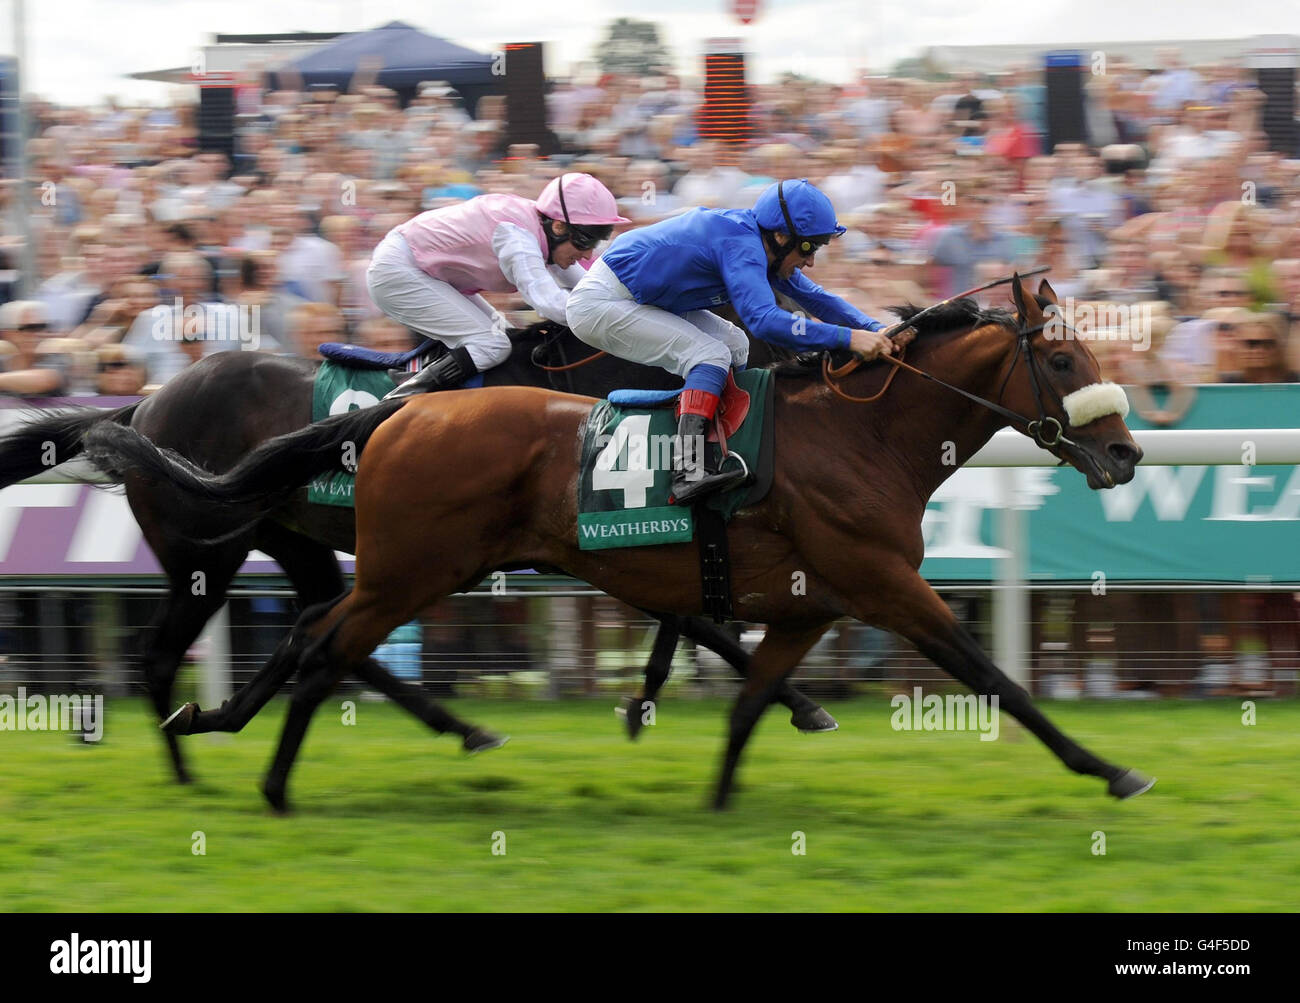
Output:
top-left (0, 45), bottom-right (1298, 416)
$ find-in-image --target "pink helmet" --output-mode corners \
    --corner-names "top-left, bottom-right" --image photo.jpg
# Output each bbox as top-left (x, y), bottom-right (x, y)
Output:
top-left (536, 173), bottom-right (629, 226)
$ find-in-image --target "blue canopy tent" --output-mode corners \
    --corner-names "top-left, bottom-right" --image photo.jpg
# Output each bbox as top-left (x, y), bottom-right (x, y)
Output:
top-left (270, 21), bottom-right (500, 115)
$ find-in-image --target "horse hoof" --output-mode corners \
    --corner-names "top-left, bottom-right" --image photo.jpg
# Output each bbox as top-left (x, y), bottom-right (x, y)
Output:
top-left (160, 702), bottom-right (198, 735)
top-left (263, 787), bottom-right (290, 815)
top-left (1108, 768), bottom-right (1156, 800)
top-left (617, 697), bottom-right (651, 740)
top-left (791, 706), bottom-right (838, 733)
top-left (464, 729), bottom-right (509, 754)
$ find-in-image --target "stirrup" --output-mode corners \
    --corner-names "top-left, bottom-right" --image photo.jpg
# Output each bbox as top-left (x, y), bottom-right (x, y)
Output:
top-left (718, 450), bottom-right (749, 482)
top-left (382, 346), bottom-right (476, 400)
top-left (671, 463), bottom-right (748, 505)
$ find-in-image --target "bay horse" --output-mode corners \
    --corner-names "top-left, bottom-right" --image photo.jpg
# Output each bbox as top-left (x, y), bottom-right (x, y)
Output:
top-left (85, 277), bottom-right (1155, 812)
top-left (0, 322), bottom-right (832, 784)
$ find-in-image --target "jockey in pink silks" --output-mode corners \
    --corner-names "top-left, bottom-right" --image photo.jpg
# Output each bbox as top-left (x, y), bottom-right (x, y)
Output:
top-left (367, 172), bottom-right (629, 398)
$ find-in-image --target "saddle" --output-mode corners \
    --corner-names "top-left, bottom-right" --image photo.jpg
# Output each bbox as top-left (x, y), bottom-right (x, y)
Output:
top-left (317, 339), bottom-right (438, 371)
top-left (608, 369), bottom-right (753, 443)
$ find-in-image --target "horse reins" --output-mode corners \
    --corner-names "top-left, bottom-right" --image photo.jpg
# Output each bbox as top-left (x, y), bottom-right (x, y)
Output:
top-left (529, 324), bottom-right (608, 373)
top-left (537, 349), bottom-right (607, 372)
top-left (822, 269), bottom-right (1081, 451)
top-left (533, 268), bottom-right (1077, 450)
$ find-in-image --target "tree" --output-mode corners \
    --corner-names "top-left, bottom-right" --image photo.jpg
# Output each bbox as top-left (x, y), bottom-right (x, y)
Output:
top-left (596, 18), bottom-right (672, 78)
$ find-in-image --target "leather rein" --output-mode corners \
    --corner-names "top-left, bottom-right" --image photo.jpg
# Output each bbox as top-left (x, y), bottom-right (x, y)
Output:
top-left (530, 268), bottom-right (1080, 452)
top-left (823, 315), bottom-right (1077, 451)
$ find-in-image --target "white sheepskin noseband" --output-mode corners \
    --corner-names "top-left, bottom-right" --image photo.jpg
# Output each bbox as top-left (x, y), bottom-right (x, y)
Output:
top-left (1062, 382), bottom-right (1129, 427)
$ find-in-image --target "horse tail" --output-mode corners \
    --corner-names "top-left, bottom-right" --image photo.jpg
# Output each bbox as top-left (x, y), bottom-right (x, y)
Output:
top-left (0, 402), bottom-right (142, 488)
top-left (83, 398), bottom-right (407, 513)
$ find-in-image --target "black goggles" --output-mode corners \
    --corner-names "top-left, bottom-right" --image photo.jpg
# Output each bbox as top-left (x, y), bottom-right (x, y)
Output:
top-left (553, 174), bottom-right (612, 251)
top-left (565, 224), bottom-right (612, 251)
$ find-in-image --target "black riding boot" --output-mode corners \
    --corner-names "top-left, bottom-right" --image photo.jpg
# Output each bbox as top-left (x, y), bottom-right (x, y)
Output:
top-left (383, 346), bottom-right (478, 400)
top-left (670, 413), bottom-right (748, 505)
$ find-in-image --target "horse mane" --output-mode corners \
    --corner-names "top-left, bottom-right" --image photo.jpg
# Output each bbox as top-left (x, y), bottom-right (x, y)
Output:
top-left (890, 298), bottom-right (1018, 337)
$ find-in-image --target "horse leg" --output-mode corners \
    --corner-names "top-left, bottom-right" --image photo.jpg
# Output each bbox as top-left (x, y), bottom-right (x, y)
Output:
top-left (164, 597), bottom-right (342, 735)
top-left (262, 588), bottom-right (433, 812)
top-left (259, 524), bottom-right (506, 752)
top-left (622, 612), bottom-right (837, 738)
top-left (713, 621), bottom-right (834, 810)
top-left (678, 616), bottom-right (838, 733)
top-left (141, 547), bottom-right (247, 781)
top-left (353, 657), bottom-right (507, 752)
top-left (619, 613), bottom-right (681, 739)
top-left (261, 627), bottom-right (349, 814)
top-left (864, 569), bottom-right (1154, 799)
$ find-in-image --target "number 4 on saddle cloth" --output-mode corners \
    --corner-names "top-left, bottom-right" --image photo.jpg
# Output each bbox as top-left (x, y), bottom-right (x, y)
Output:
top-left (577, 368), bottom-right (775, 553)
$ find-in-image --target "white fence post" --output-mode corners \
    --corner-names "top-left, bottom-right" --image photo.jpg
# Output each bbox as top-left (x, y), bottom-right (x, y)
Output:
top-left (200, 603), bottom-right (231, 716)
top-left (993, 468), bottom-right (1030, 687)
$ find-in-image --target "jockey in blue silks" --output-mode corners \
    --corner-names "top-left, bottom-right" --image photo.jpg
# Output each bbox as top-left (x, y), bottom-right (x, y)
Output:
top-left (567, 178), bottom-right (896, 504)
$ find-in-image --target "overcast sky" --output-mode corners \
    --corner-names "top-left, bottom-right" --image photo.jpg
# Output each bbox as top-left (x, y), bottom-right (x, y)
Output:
top-left (3, 0), bottom-right (1298, 106)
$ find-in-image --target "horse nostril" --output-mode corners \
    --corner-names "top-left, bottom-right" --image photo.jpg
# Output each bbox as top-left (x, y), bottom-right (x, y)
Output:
top-left (1108, 442), bottom-right (1141, 466)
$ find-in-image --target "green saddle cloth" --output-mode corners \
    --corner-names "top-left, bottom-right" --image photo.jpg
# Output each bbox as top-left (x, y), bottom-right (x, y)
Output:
top-left (576, 368), bottom-right (773, 551)
top-left (306, 360), bottom-right (396, 508)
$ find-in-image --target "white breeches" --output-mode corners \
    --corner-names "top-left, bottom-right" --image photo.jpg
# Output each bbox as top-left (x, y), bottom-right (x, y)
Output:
top-left (566, 257), bottom-right (748, 378)
top-left (366, 229), bottom-right (512, 370)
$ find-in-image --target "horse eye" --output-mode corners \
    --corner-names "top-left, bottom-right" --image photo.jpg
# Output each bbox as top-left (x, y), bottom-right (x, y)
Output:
top-left (1051, 354), bottom-right (1072, 373)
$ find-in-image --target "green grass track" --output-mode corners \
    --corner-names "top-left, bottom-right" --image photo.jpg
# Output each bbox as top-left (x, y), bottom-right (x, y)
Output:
top-left (1, 698), bottom-right (1297, 911)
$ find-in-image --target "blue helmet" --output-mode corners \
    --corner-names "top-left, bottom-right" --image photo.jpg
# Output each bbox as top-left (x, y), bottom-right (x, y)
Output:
top-left (752, 179), bottom-right (847, 255)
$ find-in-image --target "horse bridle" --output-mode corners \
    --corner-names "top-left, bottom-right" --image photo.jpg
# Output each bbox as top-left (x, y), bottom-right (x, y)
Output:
top-left (994, 314), bottom-right (1078, 451)
top-left (827, 285), bottom-right (1088, 461)
top-left (993, 315), bottom-right (1119, 487)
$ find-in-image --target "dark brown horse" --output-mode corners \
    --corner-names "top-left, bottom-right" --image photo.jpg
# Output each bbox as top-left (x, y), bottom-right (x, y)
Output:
top-left (0, 323), bottom-right (832, 783)
top-left (86, 278), bottom-right (1154, 811)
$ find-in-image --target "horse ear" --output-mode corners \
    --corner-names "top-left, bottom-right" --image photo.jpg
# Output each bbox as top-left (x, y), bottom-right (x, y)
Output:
top-left (1009, 271), bottom-right (1027, 318)
top-left (1038, 278), bottom-right (1059, 305)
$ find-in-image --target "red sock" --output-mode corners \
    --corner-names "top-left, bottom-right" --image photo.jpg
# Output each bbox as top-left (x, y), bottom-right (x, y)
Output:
top-left (679, 389), bottom-right (720, 420)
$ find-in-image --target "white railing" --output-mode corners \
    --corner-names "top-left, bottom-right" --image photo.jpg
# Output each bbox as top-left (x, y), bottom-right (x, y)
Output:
top-left (971, 428), bottom-right (1300, 467)
top-left (976, 428), bottom-right (1300, 684)
top-left (11, 426), bottom-right (1300, 693)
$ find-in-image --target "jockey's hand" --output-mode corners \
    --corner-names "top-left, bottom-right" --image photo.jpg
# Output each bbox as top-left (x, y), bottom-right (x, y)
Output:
top-left (849, 329), bottom-right (896, 361)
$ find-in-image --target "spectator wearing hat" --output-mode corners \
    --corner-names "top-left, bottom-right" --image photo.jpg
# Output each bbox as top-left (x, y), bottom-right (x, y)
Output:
top-left (0, 301), bottom-right (70, 396)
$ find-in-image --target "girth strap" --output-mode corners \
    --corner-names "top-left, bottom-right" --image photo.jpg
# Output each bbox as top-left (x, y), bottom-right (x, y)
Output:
top-left (695, 504), bottom-right (734, 624)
